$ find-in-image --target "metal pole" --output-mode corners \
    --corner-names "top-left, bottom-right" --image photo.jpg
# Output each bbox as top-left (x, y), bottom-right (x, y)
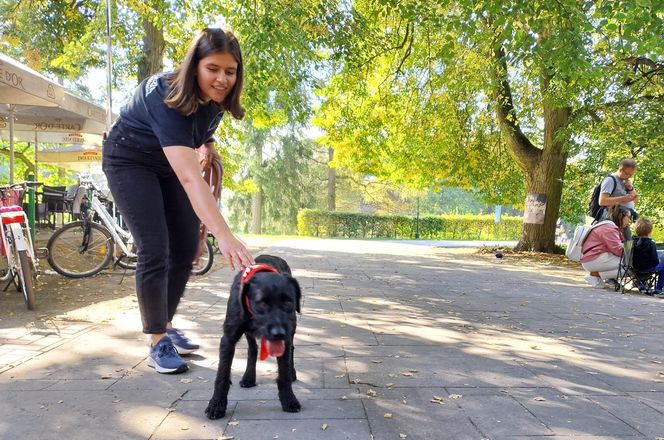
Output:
top-left (28, 173), bottom-right (35, 241)
top-left (415, 195), bottom-right (420, 239)
top-left (105, 0), bottom-right (113, 132)
top-left (34, 131), bottom-right (38, 182)
top-left (9, 105), bottom-right (15, 184)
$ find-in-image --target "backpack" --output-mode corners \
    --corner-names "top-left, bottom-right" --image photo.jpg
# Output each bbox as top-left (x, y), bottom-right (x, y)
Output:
top-left (565, 220), bottom-right (615, 262)
top-left (588, 175), bottom-right (617, 221)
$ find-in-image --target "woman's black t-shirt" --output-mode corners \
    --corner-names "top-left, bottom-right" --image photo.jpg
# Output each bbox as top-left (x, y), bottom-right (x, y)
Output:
top-left (111, 73), bottom-right (222, 151)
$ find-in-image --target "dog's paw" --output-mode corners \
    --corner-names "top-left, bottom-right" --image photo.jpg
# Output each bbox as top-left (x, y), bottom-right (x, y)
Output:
top-left (204, 397), bottom-right (228, 420)
top-left (280, 397), bottom-right (301, 413)
top-left (239, 376), bottom-right (257, 388)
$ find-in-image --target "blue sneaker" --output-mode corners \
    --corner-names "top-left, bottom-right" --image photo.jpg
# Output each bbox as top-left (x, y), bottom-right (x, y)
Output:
top-left (147, 336), bottom-right (188, 374)
top-left (166, 328), bottom-right (200, 355)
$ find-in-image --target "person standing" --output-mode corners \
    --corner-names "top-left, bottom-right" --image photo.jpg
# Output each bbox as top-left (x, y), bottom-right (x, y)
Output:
top-left (598, 159), bottom-right (638, 218)
top-left (102, 28), bottom-right (255, 374)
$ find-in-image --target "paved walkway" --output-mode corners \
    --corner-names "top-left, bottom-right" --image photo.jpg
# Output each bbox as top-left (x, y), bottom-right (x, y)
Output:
top-left (1, 239), bottom-right (664, 440)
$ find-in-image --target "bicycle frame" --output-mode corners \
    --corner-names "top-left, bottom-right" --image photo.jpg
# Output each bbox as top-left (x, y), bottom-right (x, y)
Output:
top-left (88, 194), bottom-right (136, 260)
top-left (0, 207), bottom-right (34, 279)
top-left (0, 182), bottom-right (39, 309)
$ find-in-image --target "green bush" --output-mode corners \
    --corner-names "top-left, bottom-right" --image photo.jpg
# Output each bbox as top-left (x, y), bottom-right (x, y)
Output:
top-left (297, 209), bottom-right (522, 240)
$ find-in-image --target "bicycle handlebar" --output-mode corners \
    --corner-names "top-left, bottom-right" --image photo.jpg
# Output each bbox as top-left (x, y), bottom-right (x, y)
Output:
top-left (0, 181), bottom-right (43, 190)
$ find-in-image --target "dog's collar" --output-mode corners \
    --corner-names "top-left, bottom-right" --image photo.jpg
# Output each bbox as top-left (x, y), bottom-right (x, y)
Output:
top-left (241, 264), bottom-right (278, 285)
top-left (241, 264), bottom-right (278, 318)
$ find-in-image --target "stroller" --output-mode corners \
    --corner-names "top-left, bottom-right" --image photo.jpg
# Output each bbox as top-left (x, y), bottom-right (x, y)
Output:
top-left (615, 239), bottom-right (659, 295)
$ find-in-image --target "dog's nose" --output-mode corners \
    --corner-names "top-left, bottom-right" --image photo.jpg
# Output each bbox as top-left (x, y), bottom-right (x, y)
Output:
top-left (268, 326), bottom-right (286, 339)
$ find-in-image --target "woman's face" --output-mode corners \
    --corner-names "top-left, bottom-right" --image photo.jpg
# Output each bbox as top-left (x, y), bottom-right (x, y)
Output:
top-left (622, 211), bottom-right (631, 229)
top-left (196, 52), bottom-right (238, 103)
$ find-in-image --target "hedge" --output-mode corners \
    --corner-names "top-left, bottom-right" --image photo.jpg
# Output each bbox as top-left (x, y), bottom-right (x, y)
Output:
top-left (297, 209), bottom-right (522, 240)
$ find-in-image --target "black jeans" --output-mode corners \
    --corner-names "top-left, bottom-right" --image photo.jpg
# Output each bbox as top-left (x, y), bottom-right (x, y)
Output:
top-left (102, 137), bottom-right (199, 334)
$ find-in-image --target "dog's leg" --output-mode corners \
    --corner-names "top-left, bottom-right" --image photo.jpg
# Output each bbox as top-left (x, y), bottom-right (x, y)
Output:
top-left (205, 331), bottom-right (242, 420)
top-left (289, 330), bottom-right (297, 382)
top-left (239, 334), bottom-right (258, 388)
top-left (276, 338), bottom-right (301, 413)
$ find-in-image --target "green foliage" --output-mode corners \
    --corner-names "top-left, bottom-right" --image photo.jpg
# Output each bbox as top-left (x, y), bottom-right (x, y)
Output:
top-left (297, 209), bottom-right (522, 240)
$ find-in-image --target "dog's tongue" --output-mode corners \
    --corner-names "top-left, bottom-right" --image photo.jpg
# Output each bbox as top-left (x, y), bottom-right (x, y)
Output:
top-left (260, 337), bottom-right (285, 360)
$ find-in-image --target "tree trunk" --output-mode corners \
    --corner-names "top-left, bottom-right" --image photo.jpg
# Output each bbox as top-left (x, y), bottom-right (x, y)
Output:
top-left (491, 45), bottom-right (570, 253)
top-left (136, 2), bottom-right (165, 83)
top-left (251, 189), bottom-right (263, 234)
top-left (327, 147), bottom-right (336, 211)
top-left (515, 146), bottom-right (567, 252)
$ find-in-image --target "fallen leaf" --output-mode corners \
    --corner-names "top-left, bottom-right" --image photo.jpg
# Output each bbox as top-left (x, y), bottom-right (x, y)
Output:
top-left (180, 378), bottom-right (192, 384)
top-left (367, 389), bottom-right (378, 397)
top-left (371, 360), bottom-right (383, 364)
top-left (399, 434), bottom-right (407, 439)
top-left (217, 436), bottom-right (234, 440)
top-left (181, 426), bottom-right (189, 430)
top-left (401, 372), bottom-right (414, 377)
top-left (321, 423), bottom-right (328, 431)
top-left (408, 369), bottom-right (418, 373)
top-left (533, 396), bottom-right (546, 401)
top-left (449, 394), bottom-right (462, 399)
top-left (340, 395), bottom-right (348, 400)
top-left (228, 420), bottom-right (239, 426)
top-left (335, 374), bottom-right (345, 378)
top-left (57, 400), bottom-right (64, 404)
top-left (384, 413), bottom-right (393, 419)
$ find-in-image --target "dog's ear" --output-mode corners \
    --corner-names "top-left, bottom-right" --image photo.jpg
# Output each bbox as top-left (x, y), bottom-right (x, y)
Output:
top-left (238, 281), bottom-right (251, 319)
top-left (287, 276), bottom-right (302, 313)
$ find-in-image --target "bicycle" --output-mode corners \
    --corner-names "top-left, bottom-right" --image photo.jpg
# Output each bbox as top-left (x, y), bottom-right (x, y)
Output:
top-left (0, 181), bottom-right (41, 310)
top-left (46, 178), bottom-right (214, 278)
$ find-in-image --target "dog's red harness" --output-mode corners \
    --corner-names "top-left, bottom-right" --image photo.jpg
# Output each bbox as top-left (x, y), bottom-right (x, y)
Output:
top-left (240, 264), bottom-right (279, 361)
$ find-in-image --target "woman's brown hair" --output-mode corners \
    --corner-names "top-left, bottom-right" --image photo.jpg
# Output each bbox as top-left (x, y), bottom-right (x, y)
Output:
top-left (164, 28), bottom-right (245, 119)
top-left (608, 205), bottom-right (630, 228)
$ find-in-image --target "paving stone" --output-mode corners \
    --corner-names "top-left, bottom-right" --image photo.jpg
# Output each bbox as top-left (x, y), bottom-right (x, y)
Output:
top-left (510, 388), bottom-right (641, 436)
top-left (360, 387), bottom-right (483, 440)
top-left (3, 238), bottom-right (664, 439)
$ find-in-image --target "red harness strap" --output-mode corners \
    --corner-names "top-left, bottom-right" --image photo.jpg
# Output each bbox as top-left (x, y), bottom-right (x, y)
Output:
top-left (240, 264), bottom-right (279, 361)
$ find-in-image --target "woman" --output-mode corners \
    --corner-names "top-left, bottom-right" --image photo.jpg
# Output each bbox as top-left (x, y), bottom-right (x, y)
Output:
top-left (103, 28), bottom-right (255, 374)
top-left (581, 205), bottom-right (630, 288)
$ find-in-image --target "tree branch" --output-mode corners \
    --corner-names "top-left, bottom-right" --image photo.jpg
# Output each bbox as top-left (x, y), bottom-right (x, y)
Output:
top-left (490, 46), bottom-right (539, 169)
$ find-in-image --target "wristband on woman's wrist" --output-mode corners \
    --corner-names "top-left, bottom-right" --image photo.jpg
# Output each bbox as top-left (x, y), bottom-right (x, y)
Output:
top-left (626, 186), bottom-right (633, 191)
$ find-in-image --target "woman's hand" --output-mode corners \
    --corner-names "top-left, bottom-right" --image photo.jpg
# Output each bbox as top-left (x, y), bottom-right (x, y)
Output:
top-left (198, 142), bottom-right (221, 171)
top-left (215, 231), bottom-right (255, 271)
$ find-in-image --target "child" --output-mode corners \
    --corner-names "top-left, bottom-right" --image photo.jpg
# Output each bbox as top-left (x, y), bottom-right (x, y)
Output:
top-left (632, 218), bottom-right (664, 294)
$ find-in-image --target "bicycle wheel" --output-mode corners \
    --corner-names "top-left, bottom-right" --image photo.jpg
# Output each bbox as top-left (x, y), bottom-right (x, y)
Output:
top-left (191, 239), bottom-right (214, 276)
top-left (47, 221), bottom-right (114, 278)
top-left (15, 249), bottom-right (36, 310)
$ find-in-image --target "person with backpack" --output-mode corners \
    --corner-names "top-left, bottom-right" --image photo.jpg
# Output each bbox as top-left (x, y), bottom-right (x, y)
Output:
top-left (591, 159), bottom-right (638, 223)
top-left (581, 205), bottom-right (631, 288)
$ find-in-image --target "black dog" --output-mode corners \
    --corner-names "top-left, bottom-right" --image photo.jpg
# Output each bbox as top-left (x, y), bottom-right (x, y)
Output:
top-left (205, 255), bottom-right (302, 419)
